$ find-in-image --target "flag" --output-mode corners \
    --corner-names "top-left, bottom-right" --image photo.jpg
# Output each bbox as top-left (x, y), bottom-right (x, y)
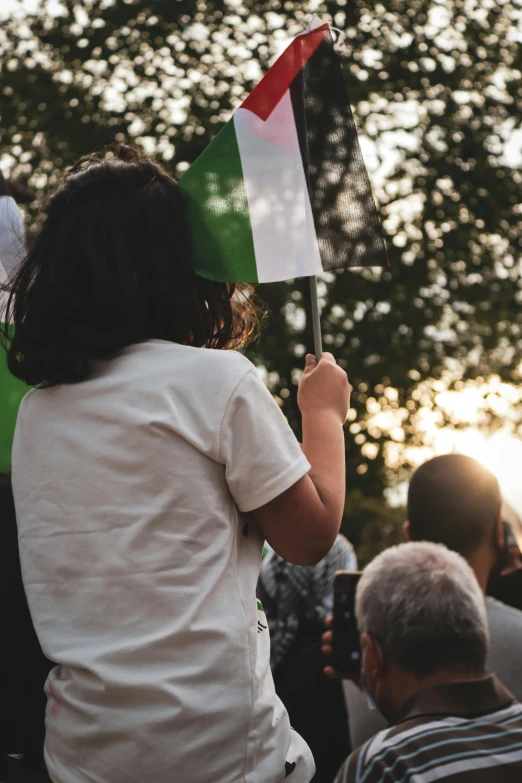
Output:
top-left (179, 16), bottom-right (387, 284)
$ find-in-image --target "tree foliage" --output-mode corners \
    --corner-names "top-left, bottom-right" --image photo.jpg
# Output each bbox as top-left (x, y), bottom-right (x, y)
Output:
top-left (1, 0), bottom-right (521, 550)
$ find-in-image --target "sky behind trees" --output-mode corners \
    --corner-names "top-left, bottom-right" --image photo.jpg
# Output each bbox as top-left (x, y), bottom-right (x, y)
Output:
top-left (1, 0), bottom-right (521, 554)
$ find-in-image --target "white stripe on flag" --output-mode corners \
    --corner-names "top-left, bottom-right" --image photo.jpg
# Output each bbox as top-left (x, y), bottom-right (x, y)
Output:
top-left (305, 14), bottom-right (327, 33)
top-left (234, 91), bottom-right (323, 283)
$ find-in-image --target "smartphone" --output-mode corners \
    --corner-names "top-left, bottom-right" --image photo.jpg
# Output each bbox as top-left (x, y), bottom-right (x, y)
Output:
top-left (332, 571), bottom-right (363, 677)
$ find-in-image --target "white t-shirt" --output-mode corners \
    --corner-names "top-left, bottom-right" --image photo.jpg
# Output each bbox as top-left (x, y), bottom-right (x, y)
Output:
top-left (12, 340), bottom-right (315, 783)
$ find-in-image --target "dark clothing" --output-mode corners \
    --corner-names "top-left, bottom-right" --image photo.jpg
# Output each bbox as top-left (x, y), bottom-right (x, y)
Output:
top-left (488, 569), bottom-right (522, 612)
top-left (1, 475), bottom-right (54, 777)
top-left (5, 756), bottom-right (52, 783)
top-left (257, 538), bottom-right (355, 782)
top-left (273, 619), bottom-right (351, 783)
top-left (336, 675), bottom-right (522, 783)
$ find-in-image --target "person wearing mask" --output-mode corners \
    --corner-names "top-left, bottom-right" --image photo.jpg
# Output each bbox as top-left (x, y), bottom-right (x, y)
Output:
top-left (338, 454), bottom-right (522, 749)
top-left (335, 542), bottom-right (522, 782)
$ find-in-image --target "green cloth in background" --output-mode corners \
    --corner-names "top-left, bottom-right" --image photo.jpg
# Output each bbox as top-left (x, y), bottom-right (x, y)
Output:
top-left (0, 326), bottom-right (29, 472)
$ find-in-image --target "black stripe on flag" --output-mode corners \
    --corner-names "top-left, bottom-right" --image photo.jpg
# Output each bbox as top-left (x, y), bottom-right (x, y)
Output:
top-left (290, 34), bottom-right (387, 270)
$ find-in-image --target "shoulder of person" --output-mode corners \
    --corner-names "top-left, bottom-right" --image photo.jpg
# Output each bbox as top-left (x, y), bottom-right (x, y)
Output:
top-left (189, 347), bottom-right (261, 398)
top-left (486, 595), bottom-right (522, 628)
top-left (21, 346), bottom-right (258, 411)
top-left (152, 345), bottom-right (270, 419)
top-left (13, 386), bottom-right (37, 416)
top-left (334, 747), bottom-right (359, 783)
top-left (336, 729), bottom-right (395, 783)
top-left (202, 347), bottom-right (255, 374)
top-left (124, 342), bottom-right (255, 386)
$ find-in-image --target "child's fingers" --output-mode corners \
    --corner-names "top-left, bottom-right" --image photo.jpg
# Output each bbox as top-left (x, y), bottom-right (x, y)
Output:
top-left (321, 644), bottom-right (333, 657)
top-left (324, 616), bottom-right (333, 628)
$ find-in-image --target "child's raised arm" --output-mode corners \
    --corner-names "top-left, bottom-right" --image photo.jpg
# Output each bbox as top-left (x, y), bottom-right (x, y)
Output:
top-left (251, 353), bottom-right (350, 566)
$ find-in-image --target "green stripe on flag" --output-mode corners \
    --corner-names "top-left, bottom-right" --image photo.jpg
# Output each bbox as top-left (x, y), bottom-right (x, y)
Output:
top-left (179, 119), bottom-right (258, 283)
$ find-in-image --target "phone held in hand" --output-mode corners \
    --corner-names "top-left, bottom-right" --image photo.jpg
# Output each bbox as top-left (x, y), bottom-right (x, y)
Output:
top-left (332, 571), bottom-right (363, 678)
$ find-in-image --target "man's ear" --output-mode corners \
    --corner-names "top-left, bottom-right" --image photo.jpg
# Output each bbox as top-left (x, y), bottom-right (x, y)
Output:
top-left (403, 520), bottom-right (412, 542)
top-left (361, 632), bottom-right (385, 681)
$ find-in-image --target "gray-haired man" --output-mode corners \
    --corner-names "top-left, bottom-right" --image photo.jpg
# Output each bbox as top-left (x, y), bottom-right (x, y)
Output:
top-left (334, 542), bottom-right (522, 783)
top-left (343, 454), bottom-right (522, 749)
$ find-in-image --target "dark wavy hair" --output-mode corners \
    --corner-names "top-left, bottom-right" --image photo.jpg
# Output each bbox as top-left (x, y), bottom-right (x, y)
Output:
top-left (1, 145), bottom-right (262, 386)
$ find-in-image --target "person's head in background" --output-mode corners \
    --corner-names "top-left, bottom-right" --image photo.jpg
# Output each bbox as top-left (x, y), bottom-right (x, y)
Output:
top-left (405, 454), bottom-right (502, 591)
top-left (1, 144), bottom-right (261, 388)
top-left (356, 542), bottom-right (489, 722)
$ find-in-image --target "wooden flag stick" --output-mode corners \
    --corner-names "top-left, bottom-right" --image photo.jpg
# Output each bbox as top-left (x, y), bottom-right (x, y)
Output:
top-left (309, 275), bottom-right (323, 360)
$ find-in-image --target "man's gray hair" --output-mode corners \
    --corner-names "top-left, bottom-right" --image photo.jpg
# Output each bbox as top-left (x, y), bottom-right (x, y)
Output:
top-left (356, 542), bottom-right (489, 678)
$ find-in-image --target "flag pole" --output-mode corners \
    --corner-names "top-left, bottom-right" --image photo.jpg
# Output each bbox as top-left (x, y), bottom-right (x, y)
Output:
top-left (309, 276), bottom-right (323, 360)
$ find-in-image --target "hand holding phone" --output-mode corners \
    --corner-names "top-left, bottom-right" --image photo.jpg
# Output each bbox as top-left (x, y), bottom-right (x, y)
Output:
top-left (322, 571), bottom-right (362, 681)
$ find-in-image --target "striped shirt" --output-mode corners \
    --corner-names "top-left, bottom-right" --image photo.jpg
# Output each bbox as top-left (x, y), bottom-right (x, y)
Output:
top-left (336, 675), bottom-right (522, 783)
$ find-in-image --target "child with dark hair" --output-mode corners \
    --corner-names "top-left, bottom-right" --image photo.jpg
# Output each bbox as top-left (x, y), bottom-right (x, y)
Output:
top-left (3, 146), bottom-right (351, 783)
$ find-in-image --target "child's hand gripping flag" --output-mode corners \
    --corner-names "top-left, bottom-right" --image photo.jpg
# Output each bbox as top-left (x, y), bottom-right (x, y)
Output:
top-left (179, 15), bottom-right (387, 284)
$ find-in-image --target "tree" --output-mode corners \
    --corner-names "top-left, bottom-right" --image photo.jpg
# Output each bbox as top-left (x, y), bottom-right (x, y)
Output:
top-left (1, 0), bottom-right (521, 551)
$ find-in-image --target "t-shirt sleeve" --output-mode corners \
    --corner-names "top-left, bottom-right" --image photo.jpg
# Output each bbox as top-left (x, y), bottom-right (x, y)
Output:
top-left (218, 368), bottom-right (311, 513)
